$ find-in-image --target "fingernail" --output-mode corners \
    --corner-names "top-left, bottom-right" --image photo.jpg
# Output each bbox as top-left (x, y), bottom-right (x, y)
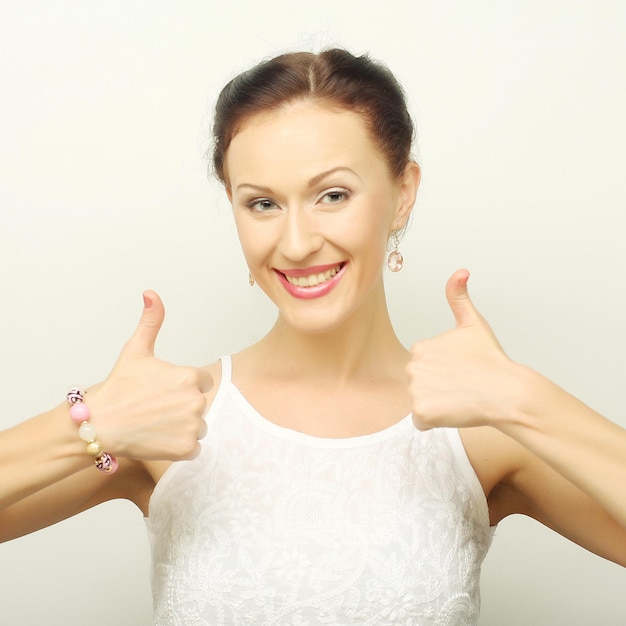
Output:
top-left (142, 292), bottom-right (153, 309)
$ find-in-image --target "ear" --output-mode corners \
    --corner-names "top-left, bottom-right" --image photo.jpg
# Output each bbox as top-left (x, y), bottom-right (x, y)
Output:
top-left (225, 186), bottom-right (233, 203)
top-left (393, 161), bottom-right (421, 229)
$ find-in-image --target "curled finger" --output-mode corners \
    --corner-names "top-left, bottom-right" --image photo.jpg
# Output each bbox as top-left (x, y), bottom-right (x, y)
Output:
top-left (198, 418), bottom-right (208, 441)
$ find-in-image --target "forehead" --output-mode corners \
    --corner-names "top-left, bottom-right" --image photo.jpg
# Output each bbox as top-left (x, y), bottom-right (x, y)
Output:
top-left (224, 102), bottom-right (389, 189)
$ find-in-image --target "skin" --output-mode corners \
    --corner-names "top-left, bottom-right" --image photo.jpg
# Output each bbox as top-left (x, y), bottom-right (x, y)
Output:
top-left (1, 101), bottom-right (625, 572)
top-left (0, 292), bottom-right (211, 536)
top-left (409, 270), bottom-right (626, 538)
top-left (223, 102), bottom-right (420, 440)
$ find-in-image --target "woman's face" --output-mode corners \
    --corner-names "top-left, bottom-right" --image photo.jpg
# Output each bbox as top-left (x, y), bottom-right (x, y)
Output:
top-left (225, 101), bottom-right (419, 334)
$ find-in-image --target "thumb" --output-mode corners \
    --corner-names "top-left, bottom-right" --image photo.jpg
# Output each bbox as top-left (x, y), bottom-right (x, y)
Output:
top-left (124, 290), bottom-right (165, 356)
top-left (445, 269), bottom-right (480, 328)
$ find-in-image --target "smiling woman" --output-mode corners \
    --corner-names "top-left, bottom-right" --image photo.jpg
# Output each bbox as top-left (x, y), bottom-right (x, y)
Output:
top-left (227, 100), bottom-right (419, 332)
top-left (1, 47), bottom-right (626, 626)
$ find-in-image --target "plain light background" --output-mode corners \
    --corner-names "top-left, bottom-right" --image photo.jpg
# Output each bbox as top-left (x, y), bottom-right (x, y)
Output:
top-left (1, 1), bottom-right (625, 624)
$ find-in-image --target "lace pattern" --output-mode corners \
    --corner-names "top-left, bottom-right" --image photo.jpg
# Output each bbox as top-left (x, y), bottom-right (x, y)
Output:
top-left (146, 356), bottom-right (494, 625)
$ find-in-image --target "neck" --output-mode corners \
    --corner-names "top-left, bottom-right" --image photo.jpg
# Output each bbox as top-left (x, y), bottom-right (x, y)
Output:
top-left (256, 282), bottom-right (408, 383)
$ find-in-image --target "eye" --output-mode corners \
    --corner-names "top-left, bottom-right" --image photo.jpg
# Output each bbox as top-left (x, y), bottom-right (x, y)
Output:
top-left (319, 188), bottom-right (350, 205)
top-left (247, 198), bottom-right (278, 212)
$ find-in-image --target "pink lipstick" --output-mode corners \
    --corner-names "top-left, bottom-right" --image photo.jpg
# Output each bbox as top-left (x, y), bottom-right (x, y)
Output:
top-left (275, 262), bottom-right (347, 300)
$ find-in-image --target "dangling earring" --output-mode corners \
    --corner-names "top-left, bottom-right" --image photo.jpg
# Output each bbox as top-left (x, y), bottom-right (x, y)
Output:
top-left (387, 230), bottom-right (404, 272)
top-left (248, 271), bottom-right (255, 287)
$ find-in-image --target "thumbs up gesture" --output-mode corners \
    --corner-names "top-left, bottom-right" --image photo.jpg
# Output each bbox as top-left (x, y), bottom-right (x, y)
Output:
top-left (407, 270), bottom-right (520, 431)
top-left (84, 291), bottom-right (213, 461)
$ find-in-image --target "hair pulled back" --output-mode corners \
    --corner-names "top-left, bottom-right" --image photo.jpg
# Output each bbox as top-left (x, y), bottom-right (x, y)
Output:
top-left (212, 49), bottom-right (415, 184)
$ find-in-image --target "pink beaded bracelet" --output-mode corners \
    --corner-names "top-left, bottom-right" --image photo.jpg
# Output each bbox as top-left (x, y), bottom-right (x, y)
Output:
top-left (66, 387), bottom-right (118, 474)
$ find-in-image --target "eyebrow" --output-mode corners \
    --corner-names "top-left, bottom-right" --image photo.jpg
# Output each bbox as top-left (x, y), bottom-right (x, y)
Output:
top-left (235, 166), bottom-right (361, 194)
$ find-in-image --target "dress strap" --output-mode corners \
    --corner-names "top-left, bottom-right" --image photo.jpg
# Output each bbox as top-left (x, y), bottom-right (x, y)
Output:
top-left (219, 354), bottom-right (232, 383)
top-left (203, 355), bottom-right (233, 431)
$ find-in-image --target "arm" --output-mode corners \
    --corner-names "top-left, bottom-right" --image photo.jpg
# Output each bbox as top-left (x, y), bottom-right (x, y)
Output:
top-left (0, 290), bottom-right (211, 530)
top-left (407, 270), bottom-right (626, 557)
top-left (497, 364), bottom-right (626, 530)
top-left (0, 404), bottom-right (93, 510)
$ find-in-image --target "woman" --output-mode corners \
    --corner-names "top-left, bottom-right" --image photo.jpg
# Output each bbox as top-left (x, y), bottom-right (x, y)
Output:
top-left (2, 49), bottom-right (625, 624)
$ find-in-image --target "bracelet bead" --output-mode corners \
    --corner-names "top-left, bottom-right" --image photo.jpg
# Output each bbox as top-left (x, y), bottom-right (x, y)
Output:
top-left (78, 422), bottom-right (97, 442)
top-left (86, 440), bottom-right (104, 457)
top-left (66, 387), bottom-right (118, 474)
top-left (66, 387), bottom-right (84, 405)
top-left (95, 453), bottom-right (118, 473)
top-left (69, 402), bottom-right (90, 425)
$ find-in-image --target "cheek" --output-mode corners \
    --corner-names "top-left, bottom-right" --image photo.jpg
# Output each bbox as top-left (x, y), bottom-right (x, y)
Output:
top-left (347, 194), bottom-right (396, 255)
top-left (233, 215), bottom-right (258, 262)
top-left (233, 215), bottom-right (278, 270)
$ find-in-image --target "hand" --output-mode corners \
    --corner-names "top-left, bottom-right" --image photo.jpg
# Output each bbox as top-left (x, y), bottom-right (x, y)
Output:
top-left (407, 269), bottom-right (522, 430)
top-left (86, 291), bottom-right (213, 460)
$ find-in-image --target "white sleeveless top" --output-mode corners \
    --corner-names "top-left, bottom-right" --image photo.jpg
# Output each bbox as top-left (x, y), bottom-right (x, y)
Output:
top-left (146, 356), bottom-right (494, 625)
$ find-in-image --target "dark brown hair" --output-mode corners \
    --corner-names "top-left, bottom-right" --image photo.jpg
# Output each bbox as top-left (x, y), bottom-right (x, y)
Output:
top-left (212, 49), bottom-right (415, 184)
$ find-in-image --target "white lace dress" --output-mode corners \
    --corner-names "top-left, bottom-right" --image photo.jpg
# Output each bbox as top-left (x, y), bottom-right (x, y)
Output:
top-left (145, 356), bottom-right (494, 625)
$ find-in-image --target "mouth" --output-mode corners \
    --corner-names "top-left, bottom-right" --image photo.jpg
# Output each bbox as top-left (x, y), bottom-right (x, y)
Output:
top-left (274, 262), bottom-right (347, 299)
top-left (281, 263), bottom-right (345, 288)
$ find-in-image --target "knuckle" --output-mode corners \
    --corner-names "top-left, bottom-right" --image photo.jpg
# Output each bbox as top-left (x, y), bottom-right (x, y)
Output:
top-left (405, 362), bottom-right (416, 379)
top-left (172, 366), bottom-right (202, 388)
top-left (191, 394), bottom-right (207, 416)
top-left (411, 411), bottom-right (433, 431)
top-left (411, 411), bottom-right (425, 429)
top-left (182, 441), bottom-right (202, 460)
top-left (178, 367), bottom-right (198, 385)
top-left (172, 437), bottom-right (200, 461)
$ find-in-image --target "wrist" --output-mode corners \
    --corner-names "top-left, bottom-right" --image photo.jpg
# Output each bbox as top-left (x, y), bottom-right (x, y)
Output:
top-left (81, 385), bottom-right (124, 456)
top-left (496, 363), bottom-right (555, 435)
top-left (50, 403), bottom-right (95, 466)
top-left (66, 387), bottom-right (118, 474)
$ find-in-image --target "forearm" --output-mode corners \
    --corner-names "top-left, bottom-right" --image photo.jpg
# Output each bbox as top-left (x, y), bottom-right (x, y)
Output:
top-left (500, 366), bottom-right (626, 528)
top-left (0, 290), bottom-right (211, 533)
top-left (0, 405), bottom-right (91, 510)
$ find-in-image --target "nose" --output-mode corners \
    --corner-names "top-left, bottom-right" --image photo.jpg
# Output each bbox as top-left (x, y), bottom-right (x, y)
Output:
top-left (278, 206), bottom-right (323, 262)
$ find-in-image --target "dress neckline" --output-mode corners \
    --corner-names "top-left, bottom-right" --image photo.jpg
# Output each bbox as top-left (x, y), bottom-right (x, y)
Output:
top-left (220, 355), bottom-right (413, 449)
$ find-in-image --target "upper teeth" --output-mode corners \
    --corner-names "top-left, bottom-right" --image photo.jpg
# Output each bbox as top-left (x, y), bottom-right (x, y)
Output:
top-left (285, 265), bottom-right (341, 288)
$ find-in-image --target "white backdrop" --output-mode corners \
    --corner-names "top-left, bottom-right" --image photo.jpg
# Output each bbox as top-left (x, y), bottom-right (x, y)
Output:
top-left (1, 1), bottom-right (625, 624)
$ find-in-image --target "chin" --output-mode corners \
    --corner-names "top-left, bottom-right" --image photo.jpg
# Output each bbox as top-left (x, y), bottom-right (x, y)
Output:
top-left (277, 304), bottom-right (359, 336)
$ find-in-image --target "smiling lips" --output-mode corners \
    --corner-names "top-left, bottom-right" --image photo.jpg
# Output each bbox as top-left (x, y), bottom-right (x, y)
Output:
top-left (275, 263), bottom-right (346, 299)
